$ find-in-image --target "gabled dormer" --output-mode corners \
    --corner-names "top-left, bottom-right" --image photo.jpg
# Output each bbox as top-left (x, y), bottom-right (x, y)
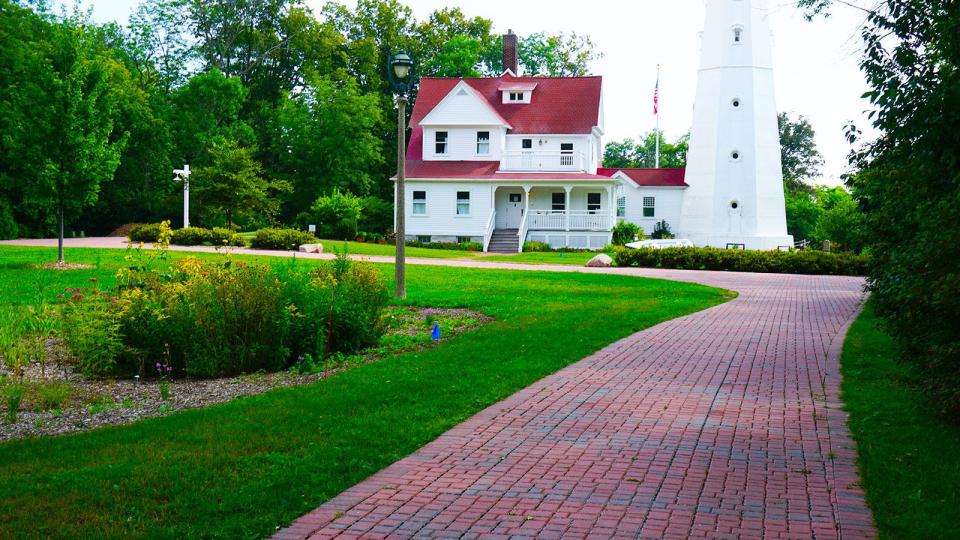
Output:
top-left (499, 82), bottom-right (536, 104)
top-left (418, 80), bottom-right (511, 162)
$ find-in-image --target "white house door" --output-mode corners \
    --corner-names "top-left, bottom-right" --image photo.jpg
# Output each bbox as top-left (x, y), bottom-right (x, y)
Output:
top-left (504, 192), bottom-right (524, 229)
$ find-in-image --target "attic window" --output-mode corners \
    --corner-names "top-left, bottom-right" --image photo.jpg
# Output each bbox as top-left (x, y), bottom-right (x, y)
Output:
top-left (509, 92), bottom-right (524, 102)
top-left (456, 88), bottom-right (468, 96)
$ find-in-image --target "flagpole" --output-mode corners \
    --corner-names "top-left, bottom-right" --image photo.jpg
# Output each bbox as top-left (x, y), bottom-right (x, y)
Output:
top-left (654, 64), bottom-right (661, 169)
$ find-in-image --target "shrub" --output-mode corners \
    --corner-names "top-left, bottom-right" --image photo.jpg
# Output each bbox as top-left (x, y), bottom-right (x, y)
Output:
top-left (651, 220), bottom-right (674, 239)
top-left (170, 227), bottom-right (212, 246)
top-left (0, 198), bottom-right (18, 240)
top-left (309, 189), bottom-right (363, 240)
top-left (613, 246), bottom-right (869, 276)
top-left (209, 227), bottom-right (246, 247)
top-left (405, 240), bottom-right (481, 251)
top-left (522, 241), bottom-right (552, 252)
top-left (612, 221), bottom-right (643, 245)
top-left (250, 228), bottom-right (318, 250)
top-left (128, 223), bottom-right (163, 243)
top-left (359, 196), bottom-right (393, 234)
top-left (59, 284), bottom-right (125, 378)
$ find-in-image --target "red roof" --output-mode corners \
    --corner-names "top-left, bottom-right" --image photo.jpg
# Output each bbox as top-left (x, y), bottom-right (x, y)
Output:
top-left (407, 75), bottom-right (602, 159)
top-left (597, 168), bottom-right (689, 188)
top-left (399, 160), bottom-right (613, 181)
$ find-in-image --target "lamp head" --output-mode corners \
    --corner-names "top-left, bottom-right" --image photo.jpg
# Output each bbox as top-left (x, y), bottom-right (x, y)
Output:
top-left (387, 51), bottom-right (416, 94)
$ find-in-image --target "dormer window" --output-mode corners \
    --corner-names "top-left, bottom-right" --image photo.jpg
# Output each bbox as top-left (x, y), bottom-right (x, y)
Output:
top-left (435, 131), bottom-right (448, 155)
top-left (509, 92), bottom-right (524, 102)
top-left (500, 83), bottom-right (536, 104)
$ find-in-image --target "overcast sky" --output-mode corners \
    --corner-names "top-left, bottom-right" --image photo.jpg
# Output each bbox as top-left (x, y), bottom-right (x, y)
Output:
top-left (66, 0), bottom-right (873, 185)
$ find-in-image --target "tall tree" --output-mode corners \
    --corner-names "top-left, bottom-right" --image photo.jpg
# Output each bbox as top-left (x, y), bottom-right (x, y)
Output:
top-left (603, 132), bottom-right (689, 169)
top-left (480, 32), bottom-right (603, 77)
top-left (274, 75), bottom-right (384, 216)
top-left (192, 137), bottom-right (289, 227)
top-left (3, 12), bottom-right (128, 261)
top-left (778, 112), bottom-right (824, 193)
top-left (800, 0), bottom-right (960, 414)
top-left (169, 69), bottom-right (254, 167)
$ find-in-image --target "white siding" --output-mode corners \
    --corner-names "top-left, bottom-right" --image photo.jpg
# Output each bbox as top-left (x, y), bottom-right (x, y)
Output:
top-left (621, 183), bottom-right (685, 237)
top-left (402, 182), bottom-right (495, 237)
top-left (422, 127), bottom-right (506, 161)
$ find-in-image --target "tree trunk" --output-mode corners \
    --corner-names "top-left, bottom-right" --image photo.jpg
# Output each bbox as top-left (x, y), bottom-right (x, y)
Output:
top-left (395, 96), bottom-right (407, 300)
top-left (57, 202), bottom-right (64, 264)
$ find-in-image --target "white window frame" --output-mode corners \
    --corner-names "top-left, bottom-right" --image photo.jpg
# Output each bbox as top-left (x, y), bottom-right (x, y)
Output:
top-left (551, 192), bottom-right (566, 213)
top-left (616, 196), bottom-right (626, 218)
top-left (412, 190), bottom-right (427, 216)
top-left (587, 192), bottom-right (602, 214)
top-left (643, 196), bottom-right (656, 218)
top-left (476, 131), bottom-right (490, 155)
top-left (456, 191), bottom-right (470, 216)
top-left (435, 131), bottom-right (448, 155)
top-left (560, 143), bottom-right (574, 166)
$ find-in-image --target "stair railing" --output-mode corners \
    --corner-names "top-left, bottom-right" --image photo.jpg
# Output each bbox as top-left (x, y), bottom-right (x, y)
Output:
top-left (517, 211), bottom-right (529, 253)
top-left (482, 209), bottom-right (497, 252)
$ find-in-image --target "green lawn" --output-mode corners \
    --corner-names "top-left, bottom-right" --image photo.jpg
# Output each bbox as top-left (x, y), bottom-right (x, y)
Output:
top-left (304, 239), bottom-right (603, 266)
top-left (0, 246), bottom-right (729, 539)
top-left (841, 302), bottom-right (960, 537)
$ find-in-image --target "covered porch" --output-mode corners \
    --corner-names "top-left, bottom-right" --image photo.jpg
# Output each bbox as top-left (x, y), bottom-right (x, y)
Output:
top-left (487, 183), bottom-right (616, 252)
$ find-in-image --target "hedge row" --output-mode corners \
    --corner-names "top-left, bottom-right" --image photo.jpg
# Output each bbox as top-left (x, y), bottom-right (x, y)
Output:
top-left (128, 224), bottom-right (245, 246)
top-left (250, 228), bottom-right (319, 250)
top-left (613, 246), bottom-right (869, 276)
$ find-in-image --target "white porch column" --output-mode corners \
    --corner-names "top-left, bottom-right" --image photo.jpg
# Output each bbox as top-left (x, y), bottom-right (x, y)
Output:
top-left (606, 185), bottom-right (614, 229)
top-left (564, 186), bottom-right (572, 231)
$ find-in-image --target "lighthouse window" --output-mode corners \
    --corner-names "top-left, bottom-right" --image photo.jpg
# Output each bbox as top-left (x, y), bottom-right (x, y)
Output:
top-left (733, 27), bottom-right (743, 44)
top-left (731, 150), bottom-right (742, 161)
top-left (730, 201), bottom-right (740, 210)
top-left (732, 98), bottom-right (741, 108)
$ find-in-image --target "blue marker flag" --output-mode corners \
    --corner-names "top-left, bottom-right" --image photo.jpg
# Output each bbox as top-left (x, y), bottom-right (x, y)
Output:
top-left (431, 322), bottom-right (441, 341)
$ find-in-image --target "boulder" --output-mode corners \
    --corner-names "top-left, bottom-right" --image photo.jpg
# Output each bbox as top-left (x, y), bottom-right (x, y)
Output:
top-left (298, 243), bottom-right (323, 254)
top-left (585, 253), bottom-right (613, 268)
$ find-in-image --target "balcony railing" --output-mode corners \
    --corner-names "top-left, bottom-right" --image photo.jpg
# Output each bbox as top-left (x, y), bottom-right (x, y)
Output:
top-left (501, 151), bottom-right (587, 172)
top-left (528, 210), bottom-right (614, 231)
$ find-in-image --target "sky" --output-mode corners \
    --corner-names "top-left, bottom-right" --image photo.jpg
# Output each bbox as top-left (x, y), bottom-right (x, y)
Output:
top-left (66, 0), bottom-right (873, 185)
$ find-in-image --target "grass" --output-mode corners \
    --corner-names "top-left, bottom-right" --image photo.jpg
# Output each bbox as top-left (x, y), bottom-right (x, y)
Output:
top-left (841, 301), bottom-right (960, 538)
top-left (0, 245), bottom-right (730, 539)
top-left (308, 239), bottom-right (604, 266)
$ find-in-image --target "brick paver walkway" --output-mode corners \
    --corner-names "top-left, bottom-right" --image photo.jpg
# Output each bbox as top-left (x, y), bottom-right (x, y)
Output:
top-left (1, 238), bottom-right (874, 538)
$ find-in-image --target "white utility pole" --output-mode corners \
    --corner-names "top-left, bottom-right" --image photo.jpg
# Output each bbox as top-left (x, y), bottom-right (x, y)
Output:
top-left (173, 164), bottom-right (191, 228)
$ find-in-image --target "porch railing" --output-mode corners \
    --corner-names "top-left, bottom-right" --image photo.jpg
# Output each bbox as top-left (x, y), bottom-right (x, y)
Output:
top-left (482, 209), bottom-right (497, 252)
top-left (517, 211), bottom-right (529, 253)
top-left (528, 210), bottom-right (614, 231)
top-left (500, 151), bottom-right (586, 172)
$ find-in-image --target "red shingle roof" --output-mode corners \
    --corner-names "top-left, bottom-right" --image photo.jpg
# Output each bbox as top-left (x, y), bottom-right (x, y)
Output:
top-left (399, 160), bottom-right (613, 181)
top-left (407, 75), bottom-right (602, 160)
top-left (597, 168), bottom-right (689, 188)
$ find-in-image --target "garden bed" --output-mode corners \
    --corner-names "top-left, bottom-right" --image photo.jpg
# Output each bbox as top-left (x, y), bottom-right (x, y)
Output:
top-left (0, 307), bottom-right (491, 442)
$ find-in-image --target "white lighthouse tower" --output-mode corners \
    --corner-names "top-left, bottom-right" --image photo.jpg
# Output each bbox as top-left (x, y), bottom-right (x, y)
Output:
top-left (679, 0), bottom-right (793, 250)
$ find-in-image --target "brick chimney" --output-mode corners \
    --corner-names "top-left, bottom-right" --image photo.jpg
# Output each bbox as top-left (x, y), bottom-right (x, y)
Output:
top-left (502, 29), bottom-right (518, 75)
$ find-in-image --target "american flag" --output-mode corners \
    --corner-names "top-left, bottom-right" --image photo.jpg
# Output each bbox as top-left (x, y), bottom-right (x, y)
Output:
top-left (653, 75), bottom-right (660, 115)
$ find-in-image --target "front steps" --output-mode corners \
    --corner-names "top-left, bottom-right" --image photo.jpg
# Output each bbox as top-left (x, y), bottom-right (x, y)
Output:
top-left (488, 229), bottom-right (520, 253)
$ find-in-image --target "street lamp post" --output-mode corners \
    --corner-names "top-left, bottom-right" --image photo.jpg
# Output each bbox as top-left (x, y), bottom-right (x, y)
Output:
top-left (388, 51), bottom-right (415, 300)
top-left (173, 164), bottom-right (191, 228)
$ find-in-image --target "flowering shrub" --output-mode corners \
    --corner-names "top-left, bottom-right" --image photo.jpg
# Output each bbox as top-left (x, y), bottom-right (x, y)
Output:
top-left (59, 231), bottom-right (389, 380)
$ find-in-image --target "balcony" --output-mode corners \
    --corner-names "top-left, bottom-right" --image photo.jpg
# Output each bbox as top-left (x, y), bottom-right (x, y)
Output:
top-left (500, 151), bottom-right (587, 172)
top-left (528, 210), bottom-right (614, 231)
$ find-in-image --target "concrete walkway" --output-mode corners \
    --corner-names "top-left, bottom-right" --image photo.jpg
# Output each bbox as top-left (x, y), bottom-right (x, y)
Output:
top-left (2, 238), bottom-right (875, 538)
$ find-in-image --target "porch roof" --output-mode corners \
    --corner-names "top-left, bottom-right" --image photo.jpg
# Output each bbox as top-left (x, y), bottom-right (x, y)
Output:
top-left (395, 160), bottom-right (615, 182)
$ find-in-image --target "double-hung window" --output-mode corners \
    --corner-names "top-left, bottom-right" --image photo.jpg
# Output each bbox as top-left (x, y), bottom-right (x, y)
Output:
top-left (476, 131), bottom-right (490, 155)
top-left (435, 131), bottom-right (448, 155)
top-left (412, 191), bottom-right (427, 215)
top-left (456, 191), bottom-right (470, 216)
top-left (617, 196), bottom-right (626, 218)
top-left (551, 192), bottom-right (566, 213)
top-left (643, 196), bottom-right (656, 218)
top-left (587, 193), bottom-right (602, 214)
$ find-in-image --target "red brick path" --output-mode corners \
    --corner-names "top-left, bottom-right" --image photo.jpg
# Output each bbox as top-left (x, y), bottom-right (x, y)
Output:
top-left (274, 270), bottom-right (873, 539)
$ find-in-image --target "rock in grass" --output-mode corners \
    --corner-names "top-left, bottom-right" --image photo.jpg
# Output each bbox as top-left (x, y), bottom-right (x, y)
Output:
top-left (298, 243), bottom-right (323, 254)
top-left (586, 253), bottom-right (613, 267)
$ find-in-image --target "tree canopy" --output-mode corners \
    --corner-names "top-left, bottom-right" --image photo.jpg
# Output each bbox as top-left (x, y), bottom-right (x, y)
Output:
top-left (603, 132), bottom-right (689, 169)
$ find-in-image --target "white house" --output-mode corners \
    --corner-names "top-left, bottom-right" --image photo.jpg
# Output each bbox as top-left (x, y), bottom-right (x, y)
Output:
top-left (396, 0), bottom-right (793, 252)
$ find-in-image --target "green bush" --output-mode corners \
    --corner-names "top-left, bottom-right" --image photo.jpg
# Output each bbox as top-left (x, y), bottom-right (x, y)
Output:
top-left (170, 227), bottom-right (212, 246)
top-left (522, 241), bottom-right (552, 252)
top-left (651, 220), bottom-right (674, 239)
top-left (0, 198), bottom-right (18, 240)
top-left (359, 196), bottom-right (393, 235)
top-left (307, 189), bottom-right (363, 240)
top-left (60, 285), bottom-right (125, 378)
top-left (128, 223), bottom-right (163, 243)
top-left (614, 246), bottom-right (869, 276)
top-left (405, 240), bottom-right (481, 251)
top-left (250, 228), bottom-right (318, 250)
top-left (612, 221), bottom-right (643, 245)
top-left (209, 227), bottom-right (246, 247)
